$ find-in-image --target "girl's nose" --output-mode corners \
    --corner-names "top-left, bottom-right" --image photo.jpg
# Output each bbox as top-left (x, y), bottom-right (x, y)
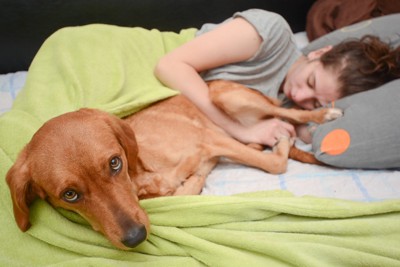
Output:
top-left (292, 87), bottom-right (314, 109)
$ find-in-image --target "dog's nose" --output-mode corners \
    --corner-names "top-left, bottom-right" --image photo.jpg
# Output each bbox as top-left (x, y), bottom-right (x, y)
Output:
top-left (121, 224), bottom-right (147, 248)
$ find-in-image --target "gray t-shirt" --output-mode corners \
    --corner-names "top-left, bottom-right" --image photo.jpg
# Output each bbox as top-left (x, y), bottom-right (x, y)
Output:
top-left (196, 9), bottom-right (301, 100)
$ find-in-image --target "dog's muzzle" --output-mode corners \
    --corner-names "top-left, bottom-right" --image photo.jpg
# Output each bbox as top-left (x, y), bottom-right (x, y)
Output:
top-left (121, 223), bottom-right (147, 248)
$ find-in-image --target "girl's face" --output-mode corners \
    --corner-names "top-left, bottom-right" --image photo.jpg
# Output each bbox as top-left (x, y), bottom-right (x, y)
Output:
top-left (282, 48), bottom-right (341, 110)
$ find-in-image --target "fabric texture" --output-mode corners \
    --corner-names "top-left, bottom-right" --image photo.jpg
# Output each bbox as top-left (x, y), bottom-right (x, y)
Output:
top-left (3, 190), bottom-right (400, 266)
top-left (0, 71), bottom-right (27, 114)
top-left (197, 9), bottom-right (301, 99)
top-left (1, 24), bottom-right (400, 266)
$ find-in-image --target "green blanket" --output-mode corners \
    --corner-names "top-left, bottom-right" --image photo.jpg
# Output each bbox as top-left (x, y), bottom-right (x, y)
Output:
top-left (1, 24), bottom-right (400, 266)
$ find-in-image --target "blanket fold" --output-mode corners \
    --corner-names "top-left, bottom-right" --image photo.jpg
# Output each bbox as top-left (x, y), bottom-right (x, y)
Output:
top-left (1, 24), bottom-right (399, 266)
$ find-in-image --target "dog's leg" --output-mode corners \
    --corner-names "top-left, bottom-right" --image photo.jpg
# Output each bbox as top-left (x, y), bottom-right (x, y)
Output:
top-left (256, 104), bottom-right (342, 125)
top-left (208, 80), bottom-right (342, 125)
top-left (203, 129), bottom-right (291, 174)
top-left (173, 174), bottom-right (207, 195)
top-left (288, 146), bottom-right (324, 165)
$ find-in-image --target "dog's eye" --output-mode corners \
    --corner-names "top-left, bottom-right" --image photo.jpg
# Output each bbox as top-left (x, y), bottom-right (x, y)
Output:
top-left (62, 190), bottom-right (80, 203)
top-left (110, 156), bottom-right (122, 173)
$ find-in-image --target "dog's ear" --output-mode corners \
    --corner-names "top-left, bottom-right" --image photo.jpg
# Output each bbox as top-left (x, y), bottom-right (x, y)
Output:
top-left (6, 147), bottom-right (45, 231)
top-left (106, 115), bottom-right (140, 176)
top-left (80, 108), bottom-right (140, 176)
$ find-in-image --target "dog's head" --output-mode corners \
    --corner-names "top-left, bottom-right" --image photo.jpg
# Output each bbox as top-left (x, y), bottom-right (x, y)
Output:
top-left (6, 108), bottom-right (150, 249)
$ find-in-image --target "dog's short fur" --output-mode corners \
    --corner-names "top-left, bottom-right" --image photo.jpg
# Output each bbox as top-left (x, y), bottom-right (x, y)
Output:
top-left (6, 80), bottom-right (341, 249)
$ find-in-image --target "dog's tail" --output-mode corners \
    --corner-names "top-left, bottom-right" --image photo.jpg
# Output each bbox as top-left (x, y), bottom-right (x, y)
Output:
top-left (288, 146), bottom-right (325, 166)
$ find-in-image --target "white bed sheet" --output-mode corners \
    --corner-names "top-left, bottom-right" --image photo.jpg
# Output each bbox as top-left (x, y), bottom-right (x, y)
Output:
top-left (0, 71), bottom-right (26, 114)
top-left (1, 34), bottom-right (399, 202)
top-left (204, 158), bottom-right (400, 202)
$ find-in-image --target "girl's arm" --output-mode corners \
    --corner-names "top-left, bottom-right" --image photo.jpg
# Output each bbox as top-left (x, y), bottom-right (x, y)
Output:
top-left (154, 17), bottom-right (295, 147)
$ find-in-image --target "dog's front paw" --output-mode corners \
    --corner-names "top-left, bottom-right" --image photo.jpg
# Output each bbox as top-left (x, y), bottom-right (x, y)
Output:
top-left (323, 108), bottom-right (343, 122)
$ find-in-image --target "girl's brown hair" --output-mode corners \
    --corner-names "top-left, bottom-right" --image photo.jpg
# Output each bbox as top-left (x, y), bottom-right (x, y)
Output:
top-left (320, 35), bottom-right (400, 97)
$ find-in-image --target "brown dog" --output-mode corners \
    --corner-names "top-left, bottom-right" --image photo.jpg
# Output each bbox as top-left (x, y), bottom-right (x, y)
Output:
top-left (6, 80), bottom-right (341, 249)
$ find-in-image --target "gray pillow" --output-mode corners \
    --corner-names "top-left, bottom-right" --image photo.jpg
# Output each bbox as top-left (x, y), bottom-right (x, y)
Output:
top-left (312, 80), bottom-right (400, 169)
top-left (304, 14), bottom-right (400, 169)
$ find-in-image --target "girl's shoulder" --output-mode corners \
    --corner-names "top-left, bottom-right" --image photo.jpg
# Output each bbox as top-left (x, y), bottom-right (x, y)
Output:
top-left (234, 9), bottom-right (293, 43)
top-left (197, 9), bottom-right (293, 42)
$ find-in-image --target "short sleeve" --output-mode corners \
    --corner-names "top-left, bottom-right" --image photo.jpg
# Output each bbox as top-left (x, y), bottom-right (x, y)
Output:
top-left (196, 9), bottom-right (301, 98)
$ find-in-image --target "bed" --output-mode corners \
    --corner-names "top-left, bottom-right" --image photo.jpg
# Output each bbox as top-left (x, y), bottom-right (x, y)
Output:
top-left (1, 1), bottom-right (400, 266)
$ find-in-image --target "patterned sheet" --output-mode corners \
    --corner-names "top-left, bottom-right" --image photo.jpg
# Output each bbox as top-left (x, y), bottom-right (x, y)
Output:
top-left (204, 158), bottom-right (400, 202)
top-left (0, 71), bottom-right (26, 114)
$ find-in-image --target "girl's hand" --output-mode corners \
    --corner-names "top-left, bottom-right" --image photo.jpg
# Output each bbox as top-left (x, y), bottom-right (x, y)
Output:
top-left (234, 118), bottom-right (296, 147)
top-left (295, 124), bottom-right (313, 144)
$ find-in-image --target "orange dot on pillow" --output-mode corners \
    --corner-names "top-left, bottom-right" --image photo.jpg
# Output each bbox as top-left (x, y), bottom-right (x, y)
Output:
top-left (320, 129), bottom-right (351, 156)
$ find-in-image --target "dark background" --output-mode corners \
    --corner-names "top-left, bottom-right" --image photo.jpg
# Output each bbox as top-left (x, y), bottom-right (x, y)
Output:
top-left (0, 0), bottom-right (315, 73)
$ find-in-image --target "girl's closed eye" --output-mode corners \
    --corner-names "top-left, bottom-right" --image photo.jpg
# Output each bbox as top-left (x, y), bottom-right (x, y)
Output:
top-left (314, 100), bottom-right (322, 109)
top-left (307, 73), bottom-right (315, 89)
top-left (307, 73), bottom-right (322, 108)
